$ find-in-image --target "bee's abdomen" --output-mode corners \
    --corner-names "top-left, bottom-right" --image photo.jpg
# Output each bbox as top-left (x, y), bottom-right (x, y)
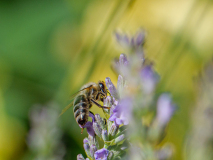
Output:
top-left (73, 100), bottom-right (89, 126)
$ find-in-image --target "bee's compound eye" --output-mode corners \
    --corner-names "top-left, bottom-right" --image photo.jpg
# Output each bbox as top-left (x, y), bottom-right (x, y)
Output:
top-left (99, 83), bottom-right (104, 89)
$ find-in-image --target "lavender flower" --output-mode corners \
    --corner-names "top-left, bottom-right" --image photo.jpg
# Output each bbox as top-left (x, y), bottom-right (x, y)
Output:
top-left (27, 104), bottom-right (65, 160)
top-left (115, 32), bottom-right (131, 49)
top-left (115, 29), bottom-right (145, 50)
top-left (113, 54), bottom-right (129, 78)
top-left (115, 29), bottom-right (145, 59)
top-left (83, 142), bottom-right (91, 158)
top-left (109, 123), bottom-right (119, 137)
top-left (109, 98), bottom-right (132, 126)
top-left (156, 94), bottom-right (176, 127)
top-left (105, 77), bottom-right (119, 99)
top-left (93, 122), bottom-right (102, 138)
top-left (83, 122), bottom-right (95, 137)
top-left (140, 65), bottom-right (159, 94)
top-left (90, 145), bottom-right (97, 159)
top-left (76, 29), bottom-right (175, 160)
top-left (94, 148), bottom-right (109, 160)
top-left (79, 112), bottom-right (95, 137)
top-left (132, 29), bottom-right (145, 47)
top-left (102, 130), bottom-right (108, 141)
top-left (77, 154), bottom-right (85, 160)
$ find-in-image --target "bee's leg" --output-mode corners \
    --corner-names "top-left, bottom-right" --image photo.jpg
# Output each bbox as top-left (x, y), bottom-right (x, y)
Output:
top-left (96, 91), bottom-right (107, 99)
top-left (91, 99), bottom-right (110, 109)
top-left (96, 91), bottom-right (107, 102)
top-left (99, 91), bottom-right (107, 98)
top-left (81, 128), bottom-right (84, 134)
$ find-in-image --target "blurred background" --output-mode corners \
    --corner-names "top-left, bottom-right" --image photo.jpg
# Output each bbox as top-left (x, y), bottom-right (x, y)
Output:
top-left (0, 0), bottom-right (213, 159)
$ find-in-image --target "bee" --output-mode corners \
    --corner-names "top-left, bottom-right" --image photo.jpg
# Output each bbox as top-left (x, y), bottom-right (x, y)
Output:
top-left (59, 81), bottom-right (110, 132)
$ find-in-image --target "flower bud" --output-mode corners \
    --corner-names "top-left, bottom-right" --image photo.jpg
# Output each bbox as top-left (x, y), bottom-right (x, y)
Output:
top-left (90, 144), bottom-right (97, 159)
top-left (134, 30), bottom-right (145, 46)
top-left (115, 32), bottom-right (131, 48)
top-left (105, 77), bottom-right (119, 99)
top-left (95, 114), bottom-right (106, 130)
top-left (117, 75), bottom-right (125, 97)
top-left (104, 96), bottom-right (113, 107)
top-left (83, 138), bottom-right (89, 144)
top-left (93, 122), bottom-right (102, 138)
top-left (83, 143), bottom-right (91, 157)
top-left (102, 130), bottom-right (108, 141)
top-left (109, 123), bottom-right (119, 137)
top-left (77, 154), bottom-right (85, 160)
top-left (108, 151), bottom-right (114, 160)
top-left (114, 134), bottom-right (125, 144)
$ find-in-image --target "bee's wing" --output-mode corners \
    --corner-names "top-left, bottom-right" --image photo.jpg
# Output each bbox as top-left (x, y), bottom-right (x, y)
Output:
top-left (59, 103), bottom-right (73, 117)
top-left (59, 85), bottom-right (93, 117)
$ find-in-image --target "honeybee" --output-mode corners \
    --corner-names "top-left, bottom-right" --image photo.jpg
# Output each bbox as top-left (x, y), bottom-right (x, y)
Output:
top-left (59, 81), bottom-right (110, 132)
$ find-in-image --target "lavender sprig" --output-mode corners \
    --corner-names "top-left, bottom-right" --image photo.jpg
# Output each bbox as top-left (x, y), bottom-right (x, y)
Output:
top-left (27, 103), bottom-right (65, 160)
top-left (77, 29), bottom-right (175, 160)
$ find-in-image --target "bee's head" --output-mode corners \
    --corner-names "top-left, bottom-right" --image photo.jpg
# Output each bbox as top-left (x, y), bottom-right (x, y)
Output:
top-left (98, 81), bottom-right (107, 95)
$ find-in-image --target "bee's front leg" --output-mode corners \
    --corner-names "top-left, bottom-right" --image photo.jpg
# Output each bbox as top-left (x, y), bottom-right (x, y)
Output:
top-left (90, 99), bottom-right (110, 109)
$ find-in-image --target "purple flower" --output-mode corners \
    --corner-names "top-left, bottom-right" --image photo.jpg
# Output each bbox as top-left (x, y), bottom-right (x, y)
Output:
top-left (109, 98), bottom-right (132, 126)
top-left (109, 123), bottom-right (119, 136)
top-left (93, 122), bottom-right (102, 138)
top-left (114, 30), bottom-right (145, 59)
top-left (105, 77), bottom-right (119, 99)
top-left (140, 66), bottom-right (158, 94)
top-left (90, 144), bottom-right (97, 159)
top-left (94, 148), bottom-right (109, 160)
top-left (114, 30), bottom-right (145, 49)
top-left (115, 32), bottom-right (131, 49)
top-left (82, 122), bottom-right (95, 137)
top-left (77, 154), bottom-right (85, 160)
top-left (113, 54), bottom-right (129, 77)
top-left (156, 94), bottom-right (176, 127)
top-left (133, 30), bottom-right (145, 46)
top-left (78, 112), bottom-right (95, 137)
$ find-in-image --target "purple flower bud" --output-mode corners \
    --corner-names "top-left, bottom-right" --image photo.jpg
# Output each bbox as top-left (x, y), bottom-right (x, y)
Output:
top-left (77, 154), bottom-right (85, 160)
top-left (157, 94), bottom-right (176, 127)
top-left (134, 30), bottom-right (145, 46)
top-left (83, 143), bottom-right (91, 157)
top-left (105, 77), bottom-right (119, 99)
top-left (140, 66), bottom-right (158, 94)
top-left (102, 130), bottom-right (108, 141)
top-left (109, 123), bottom-right (119, 136)
top-left (90, 144), bottom-right (97, 159)
top-left (104, 96), bottom-right (113, 107)
top-left (93, 122), bottom-right (102, 138)
top-left (95, 114), bottom-right (105, 130)
top-left (114, 134), bottom-right (125, 144)
top-left (94, 148), bottom-right (109, 160)
top-left (83, 138), bottom-right (89, 144)
top-left (88, 134), bottom-right (99, 149)
top-left (117, 75), bottom-right (126, 97)
top-left (115, 32), bottom-right (131, 48)
top-left (119, 53), bottom-right (128, 66)
top-left (113, 54), bottom-right (129, 76)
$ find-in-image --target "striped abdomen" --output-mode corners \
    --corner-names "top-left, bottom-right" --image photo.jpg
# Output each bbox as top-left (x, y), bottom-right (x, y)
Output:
top-left (73, 94), bottom-right (90, 126)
